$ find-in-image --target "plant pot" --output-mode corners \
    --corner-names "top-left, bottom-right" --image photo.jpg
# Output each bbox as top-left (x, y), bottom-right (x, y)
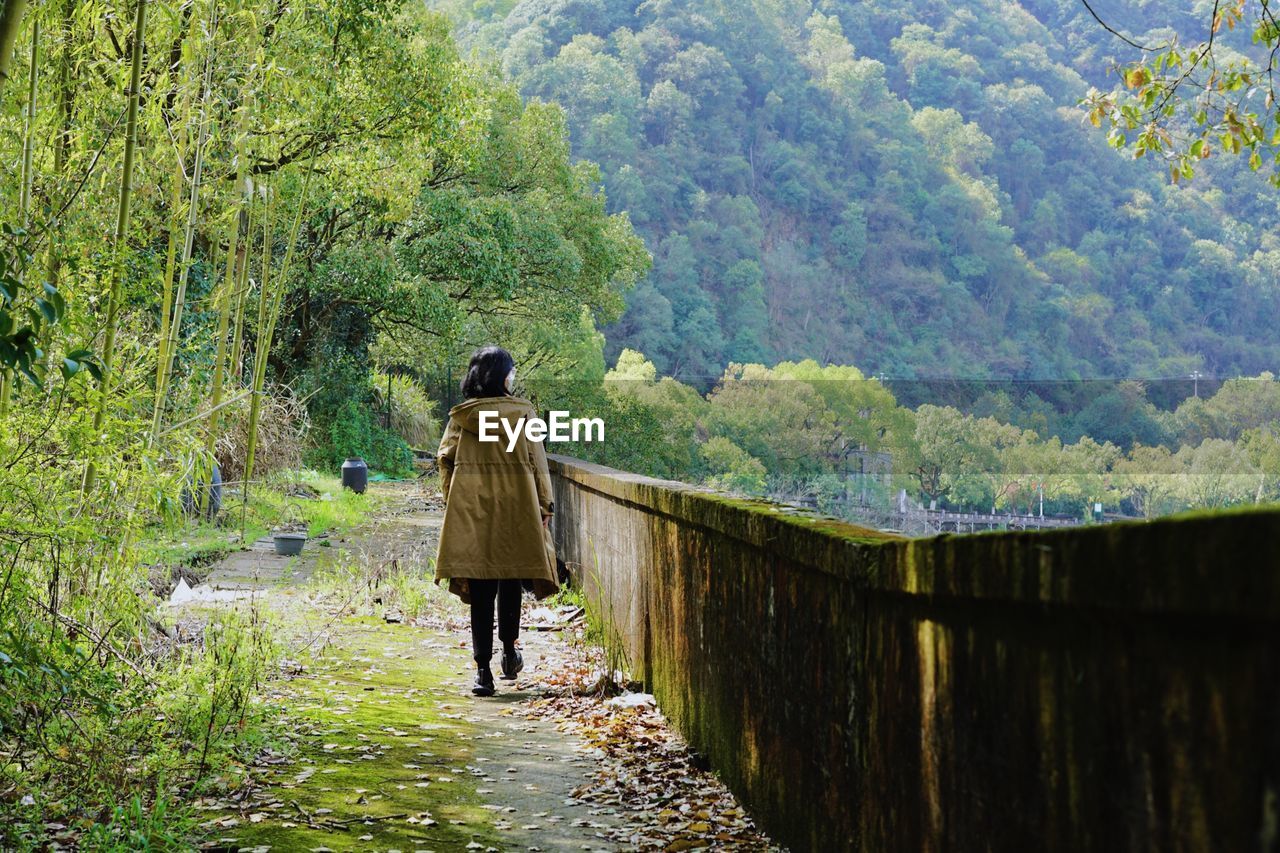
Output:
top-left (273, 532), bottom-right (307, 556)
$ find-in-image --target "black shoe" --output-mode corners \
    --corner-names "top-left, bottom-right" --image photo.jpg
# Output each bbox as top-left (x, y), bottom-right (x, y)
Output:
top-left (500, 648), bottom-right (524, 680)
top-left (472, 666), bottom-right (495, 696)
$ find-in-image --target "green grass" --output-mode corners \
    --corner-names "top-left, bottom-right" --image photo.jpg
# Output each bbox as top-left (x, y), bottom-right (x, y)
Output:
top-left (138, 470), bottom-right (381, 585)
top-left (232, 470), bottom-right (380, 538)
top-left (139, 521), bottom-right (245, 574)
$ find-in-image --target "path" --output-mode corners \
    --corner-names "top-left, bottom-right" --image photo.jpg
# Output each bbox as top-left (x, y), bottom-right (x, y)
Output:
top-left (175, 484), bottom-right (644, 852)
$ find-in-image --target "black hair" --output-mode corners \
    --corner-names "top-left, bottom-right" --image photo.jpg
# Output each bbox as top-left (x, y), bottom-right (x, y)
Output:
top-left (460, 345), bottom-right (515, 399)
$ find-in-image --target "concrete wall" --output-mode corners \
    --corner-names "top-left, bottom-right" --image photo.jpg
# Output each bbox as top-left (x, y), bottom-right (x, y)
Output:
top-left (548, 454), bottom-right (1280, 853)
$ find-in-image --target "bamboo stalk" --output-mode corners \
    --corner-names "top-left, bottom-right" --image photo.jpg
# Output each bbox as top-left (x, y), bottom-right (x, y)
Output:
top-left (18, 17), bottom-right (35, 220)
top-left (0, 0), bottom-right (30, 99)
top-left (241, 152), bottom-right (317, 534)
top-left (200, 13), bottom-right (257, 510)
top-left (81, 0), bottom-right (147, 497)
top-left (0, 13), bottom-right (36, 418)
top-left (202, 207), bottom-right (242, 481)
top-left (152, 0), bottom-right (218, 439)
top-left (45, 0), bottom-right (75, 309)
top-left (154, 106), bottom-right (190, 431)
top-left (229, 199), bottom-right (254, 383)
top-left (240, 186), bottom-right (274, 534)
top-left (154, 17), bottom-right (200, 417)
top-left (159, 388), bottom-right (252, 437)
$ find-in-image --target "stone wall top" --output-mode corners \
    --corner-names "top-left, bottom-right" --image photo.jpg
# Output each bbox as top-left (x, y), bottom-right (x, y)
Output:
top-left (549, 454), bottom-right (1280, 620)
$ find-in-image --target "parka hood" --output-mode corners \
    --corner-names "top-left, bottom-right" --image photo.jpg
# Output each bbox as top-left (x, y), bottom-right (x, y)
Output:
top-left (447, 395), bottom-right (535, 435)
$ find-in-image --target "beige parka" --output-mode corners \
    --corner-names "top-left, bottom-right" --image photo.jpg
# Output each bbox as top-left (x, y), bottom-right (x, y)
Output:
top-left (433, 395), bottom-right (560, 603)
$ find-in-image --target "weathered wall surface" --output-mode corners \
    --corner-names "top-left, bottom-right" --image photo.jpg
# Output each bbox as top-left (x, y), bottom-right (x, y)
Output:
top-left (548, 454), bottom-right (1280, 853)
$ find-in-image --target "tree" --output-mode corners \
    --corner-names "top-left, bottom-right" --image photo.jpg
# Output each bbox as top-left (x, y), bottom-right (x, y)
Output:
top-left (1173, 374), bottom-right (1280, 442)
top-left (443, 0), bottom-right (1280, 384)
top-left (705, 362), bottom-right (839, 494)
top-left (1060, 436), bottom-right (1122, 516)
top-left (1115, 444), bottom-right (1185, 518)
top-left (901, 404), bottom-right (986, 508)
top-left (1174, 438), bottom-right (1260, 508)
top-left (1239, 426), bottom-right (1280, 502)
top-left (700, 436), bottom-right (767, 494)
top-left (1081, 0), bottom-right (1280, 185)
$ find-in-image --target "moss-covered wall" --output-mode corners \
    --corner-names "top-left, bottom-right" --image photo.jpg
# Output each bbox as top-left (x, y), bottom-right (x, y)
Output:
top-left (548, 454), bottom-right (1280, 852)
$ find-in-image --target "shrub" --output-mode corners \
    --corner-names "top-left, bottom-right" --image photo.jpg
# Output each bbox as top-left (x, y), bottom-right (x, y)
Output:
top-left (298, 354), bottom-right (414, 476)
top-left (369, 370), bottom-right (441, 450)
top-left (214, 384), bottom-right (309, 484)
top-left (700, 436), bottom-right (768, 494)
top-left (310, 397), bottom-right (414, 475)
top-left (0, 585), bottom-right (274, 849)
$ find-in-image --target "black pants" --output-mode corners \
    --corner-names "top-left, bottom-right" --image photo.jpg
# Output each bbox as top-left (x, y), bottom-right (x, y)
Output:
top-left (468, 578), bottom-right (523, 665)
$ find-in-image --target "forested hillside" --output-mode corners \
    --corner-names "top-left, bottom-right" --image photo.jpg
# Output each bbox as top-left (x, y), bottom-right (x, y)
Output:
top-left (437, 0), bottom-right (1280, 383)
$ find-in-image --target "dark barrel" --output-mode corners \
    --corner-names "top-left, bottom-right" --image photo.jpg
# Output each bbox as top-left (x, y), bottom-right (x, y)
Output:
top-left (341, 457), bottom-right (368, 493)
top-left (182, 461), bottom-right (222, 519)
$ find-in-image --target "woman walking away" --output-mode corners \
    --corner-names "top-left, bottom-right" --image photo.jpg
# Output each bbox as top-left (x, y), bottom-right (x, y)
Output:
top-left (434, 346), bottom-right (560, 696)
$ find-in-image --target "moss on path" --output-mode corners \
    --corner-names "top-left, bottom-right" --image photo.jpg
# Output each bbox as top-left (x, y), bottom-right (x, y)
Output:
top-left (188, 483), bottom-right (623, 853)
top-left (221, 615), bottom-right (504, 851)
